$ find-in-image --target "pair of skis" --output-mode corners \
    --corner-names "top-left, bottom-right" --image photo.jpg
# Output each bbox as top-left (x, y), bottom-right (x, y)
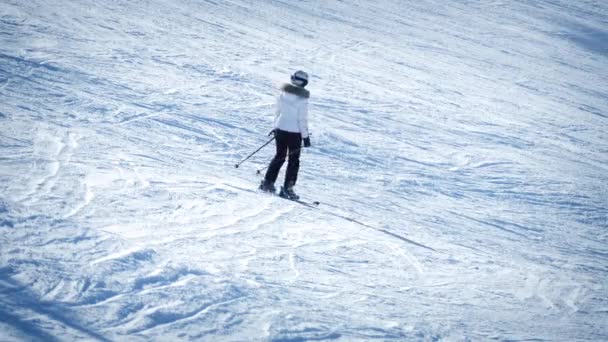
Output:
top-left (277, 195), bottom-right (320, 208)
top-left (221, 183), bottom-right (319, 207)
top-left (262, 189), bottom-right (320, 208)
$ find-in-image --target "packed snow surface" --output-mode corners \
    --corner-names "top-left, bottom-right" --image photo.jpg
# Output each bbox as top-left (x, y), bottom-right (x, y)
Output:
top-left (1, 0), bottom-right (607, 340)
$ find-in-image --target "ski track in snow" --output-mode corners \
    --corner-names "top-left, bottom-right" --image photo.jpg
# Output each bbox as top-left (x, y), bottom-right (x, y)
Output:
top-left (1, 0), bottom-right (607, 340)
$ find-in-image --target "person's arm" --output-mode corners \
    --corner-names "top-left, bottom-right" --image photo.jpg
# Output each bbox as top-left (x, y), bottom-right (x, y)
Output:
top-left (298, 100), bottom-right (309, 138)
top-left (298, 100), bottom-right (311, 147)
top-left (273, 94), bottom-right (282, 129)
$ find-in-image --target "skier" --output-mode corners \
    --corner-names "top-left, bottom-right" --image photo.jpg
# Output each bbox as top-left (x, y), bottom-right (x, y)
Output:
top-left (259, 70), bottom-right (311, 200)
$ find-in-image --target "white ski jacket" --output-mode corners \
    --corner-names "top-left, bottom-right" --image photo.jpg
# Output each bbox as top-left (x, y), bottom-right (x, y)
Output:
top-left (273, 84), bottom-right (310, 138)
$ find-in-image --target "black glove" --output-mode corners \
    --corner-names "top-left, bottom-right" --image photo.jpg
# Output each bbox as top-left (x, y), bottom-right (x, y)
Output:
top-left (268, 129), bottom-right (276, 136)
top-left (303, 137), bottom-right (311, 147)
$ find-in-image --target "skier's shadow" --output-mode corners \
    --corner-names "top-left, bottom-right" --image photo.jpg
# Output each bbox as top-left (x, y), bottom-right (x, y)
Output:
top-left (562, 20), bottom-right (608, 57)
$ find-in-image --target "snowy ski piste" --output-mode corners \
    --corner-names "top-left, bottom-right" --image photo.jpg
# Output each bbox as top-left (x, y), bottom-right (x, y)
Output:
top-left (1, 0), bottom-right (607, 340)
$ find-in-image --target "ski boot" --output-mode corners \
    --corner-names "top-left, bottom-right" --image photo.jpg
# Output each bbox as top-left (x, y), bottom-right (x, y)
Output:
top-left (259, 179), bottom-right (276, 193)
top-left (279, 185), bottom-right (299, 200)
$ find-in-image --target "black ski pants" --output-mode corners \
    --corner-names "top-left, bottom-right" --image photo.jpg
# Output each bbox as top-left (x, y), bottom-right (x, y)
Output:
top-left (264, 129), bottom-right (302, 187)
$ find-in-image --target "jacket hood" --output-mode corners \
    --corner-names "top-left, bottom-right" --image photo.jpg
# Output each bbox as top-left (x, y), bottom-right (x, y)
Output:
top-left (281, 83), bottom-right (310, 99)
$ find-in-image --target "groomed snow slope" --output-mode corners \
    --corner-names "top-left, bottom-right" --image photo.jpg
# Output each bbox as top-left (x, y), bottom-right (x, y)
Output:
top-left (1, 0), bottom-right (607, 340)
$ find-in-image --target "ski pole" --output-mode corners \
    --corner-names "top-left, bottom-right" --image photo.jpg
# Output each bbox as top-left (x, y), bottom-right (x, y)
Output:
top-left (235, 135), bottom-right (275, 168)
top-left (256, 147), bottom-right (302, 175)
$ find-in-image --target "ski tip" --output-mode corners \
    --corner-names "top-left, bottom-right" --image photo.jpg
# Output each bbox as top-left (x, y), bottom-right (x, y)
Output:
top-left (312, 201), bottom-right (320, 206)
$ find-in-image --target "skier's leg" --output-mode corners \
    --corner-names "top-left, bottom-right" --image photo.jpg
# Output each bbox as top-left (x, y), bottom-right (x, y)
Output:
top-left (284, 132), bottom-right (302, 188)
top-left (264, 130), bottom-right (288, 184)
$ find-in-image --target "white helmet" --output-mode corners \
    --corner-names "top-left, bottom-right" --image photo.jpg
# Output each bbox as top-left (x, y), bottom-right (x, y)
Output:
top-left (290, 70), bottom-right (309, 87)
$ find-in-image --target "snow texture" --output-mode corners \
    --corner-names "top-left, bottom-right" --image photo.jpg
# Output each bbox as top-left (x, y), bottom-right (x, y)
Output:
top-left (1, 0), bottom-right (607, 340)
